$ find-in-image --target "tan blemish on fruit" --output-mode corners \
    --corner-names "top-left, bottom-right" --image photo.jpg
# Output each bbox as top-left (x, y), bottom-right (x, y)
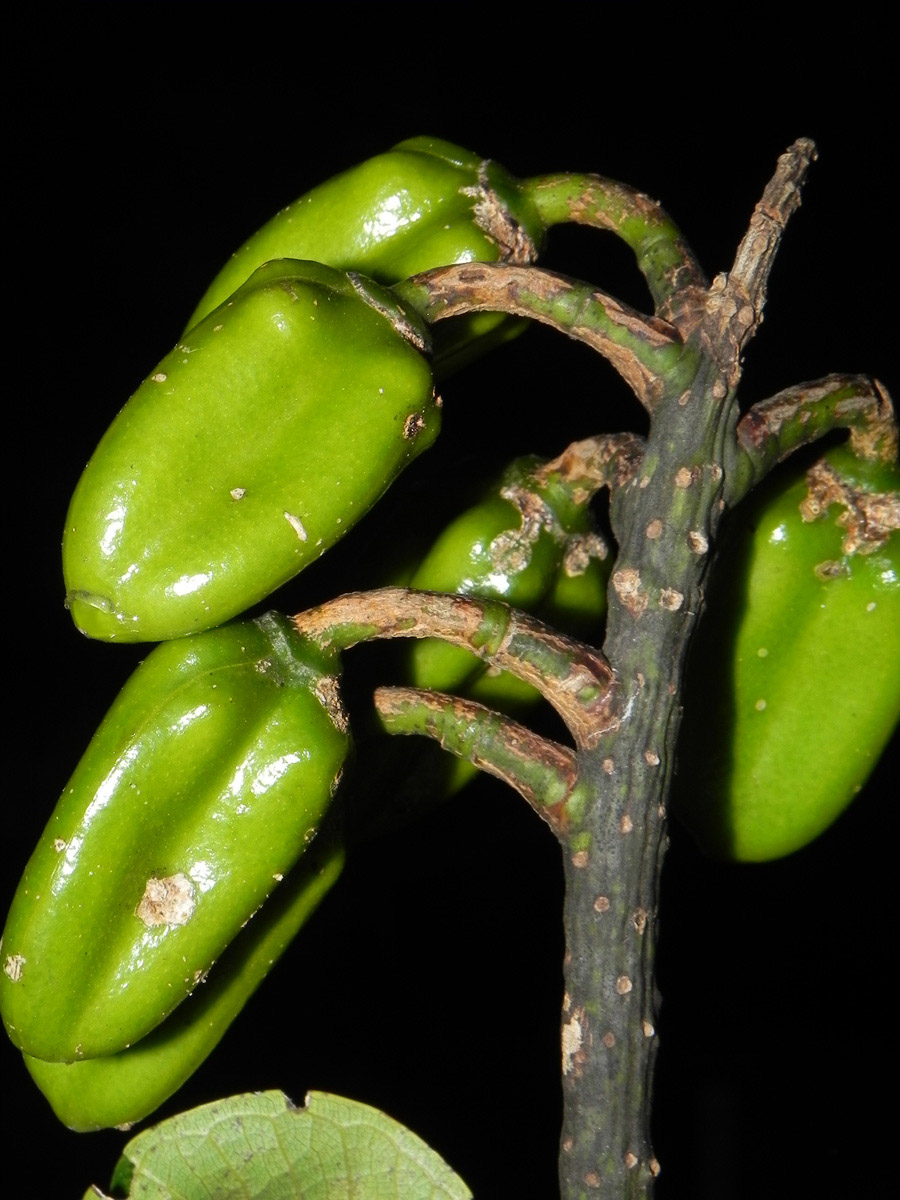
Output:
top-left (659, 588), bottom-right (684, 611)
top-left (151, 372), bottom-right (167, 383)
top-left (230, 487), bottom-right (246, 500)
top-left (594, 895), bottom-right (611, 913)
top-left (136, 874), bottom-right (195, 927)
top-left (688, 530), bottom-right (709, 554)
top-left (403, 411), bottom-right (426, 439)
top-left (53, 838), bottom-right (66, 853)
top-left (4, 953), bottom-right (25, 982)
top-left (814, 559), bottom-right (849, 580)
top-left (612, 568), bottom-right (648, 618)
top-left (284, 511), bottom-right (308, 542)
top-left (616, 975), bottom-right (633, 995)
top-left (755, 699), bottom-right (767, 711)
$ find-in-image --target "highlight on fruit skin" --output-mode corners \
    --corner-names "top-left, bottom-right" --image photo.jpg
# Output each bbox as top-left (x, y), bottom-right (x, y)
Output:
top-left (674, 444), bottom-right (900, 862)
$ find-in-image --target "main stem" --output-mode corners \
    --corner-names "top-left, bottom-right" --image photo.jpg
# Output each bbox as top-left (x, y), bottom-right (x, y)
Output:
top-left (559, 358), bottom-right (734, 1195)
top-left (555, 139), bottom-right (816, 1197)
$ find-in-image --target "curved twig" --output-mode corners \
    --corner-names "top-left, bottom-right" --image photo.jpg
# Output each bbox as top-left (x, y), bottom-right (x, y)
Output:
top-left (293, 588), bottom-right (618, 752)
top-left (374, 686), bottom-right (582, 836)
top-left (395, 263), bottom-right (691, 413)
top-left (524, 172), bottom-right (708, 312)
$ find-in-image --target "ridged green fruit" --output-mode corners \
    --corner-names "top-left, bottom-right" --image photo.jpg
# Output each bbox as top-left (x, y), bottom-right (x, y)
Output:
top-left (675, 445), bottom-right (900, 861)
top-left (63, 261), bottom-right (437, 642)
top-left (1, 614), bottom-right (349, 1062)
top-left (22, 832), bottom-right (344, 1131)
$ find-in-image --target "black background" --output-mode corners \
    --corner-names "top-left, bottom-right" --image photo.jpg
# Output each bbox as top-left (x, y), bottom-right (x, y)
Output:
top-left (4, 6), bottom-right (896, 1198)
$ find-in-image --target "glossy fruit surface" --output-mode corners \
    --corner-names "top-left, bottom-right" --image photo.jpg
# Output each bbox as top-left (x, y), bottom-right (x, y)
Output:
top-left (675, 445), bottom-right (900, 861)
top-left (1, 614), bottom-right (349, 1062)
top-left (408, 455), bottom-right (609, 705)
top-left (23, 832), bottom-right (344, 1131)
top-left (185, 136), bottom-right (544, 374)
top-left (63, 261), bottom-right (437, 642)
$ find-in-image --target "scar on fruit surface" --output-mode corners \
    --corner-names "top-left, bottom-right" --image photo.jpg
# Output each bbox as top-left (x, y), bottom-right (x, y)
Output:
top-left (136, 874), bottom-right (195, 927)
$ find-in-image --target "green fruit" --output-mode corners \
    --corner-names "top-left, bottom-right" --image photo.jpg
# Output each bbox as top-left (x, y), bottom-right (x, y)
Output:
top-left (22, 831), bottom-right (344, 1132)
top-left (63, 261), bottom-right (437, 642)
top-left (1, 613), bottom-right (349, 1062)
top-left (675, 444), bottom-right (900, 861)
top-left (185, 136), bottom-right (545, 375)
top-left (408, 454), bottom-right (609, 705)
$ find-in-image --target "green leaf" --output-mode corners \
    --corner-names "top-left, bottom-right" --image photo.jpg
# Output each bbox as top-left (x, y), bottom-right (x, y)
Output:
top-left (96, 1090), bottom-right (471, 1199)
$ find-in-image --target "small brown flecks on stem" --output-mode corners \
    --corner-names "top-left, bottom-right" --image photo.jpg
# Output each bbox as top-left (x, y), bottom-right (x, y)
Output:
top-left (616, 976), bottom-right (633, 995)
top-left (678, 390), bottom-right (691, 407)
top-left (633, 907), bottom-right (648, 934)
top-left (675, 466), bottom-right (697, 488)
top-left (468, 166), bottom-right (538, 264)
top-left (644, 750), bottom-right (660, 766)
top-left (659, 588), bottom-right (684, 611)
top-left (562, 1138), bottom-right (574, 1154)
top-left (650, 1158), bottom-right (662, 1176)
top-left (645, 518), bottom-right (663, 539)
top-left (562, 1006), bottom-right (587, 1076)
top-left (643, 1020), bottom-right (656, 1038)
top-left (571, 850), bottom-right (589, 869)
top-left (688, 530), bottom-right (709, 554)
top-left (602, 1031), bottom-right (616, 1049)
top-left (585, 1172), bottom-right (602, 1189)
top-left (594, 895), bottom-right (611, 913)
top-left (602, 757), bottom-right (615, 775)
top-left (624, 1152), bottom-right (639, 1170)
top-left (612, 568), bottom-right (648, 618)
top-left (315, 676), bottom-right (350, 734)
top-left (620, 815), bottom-right (634, 834)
